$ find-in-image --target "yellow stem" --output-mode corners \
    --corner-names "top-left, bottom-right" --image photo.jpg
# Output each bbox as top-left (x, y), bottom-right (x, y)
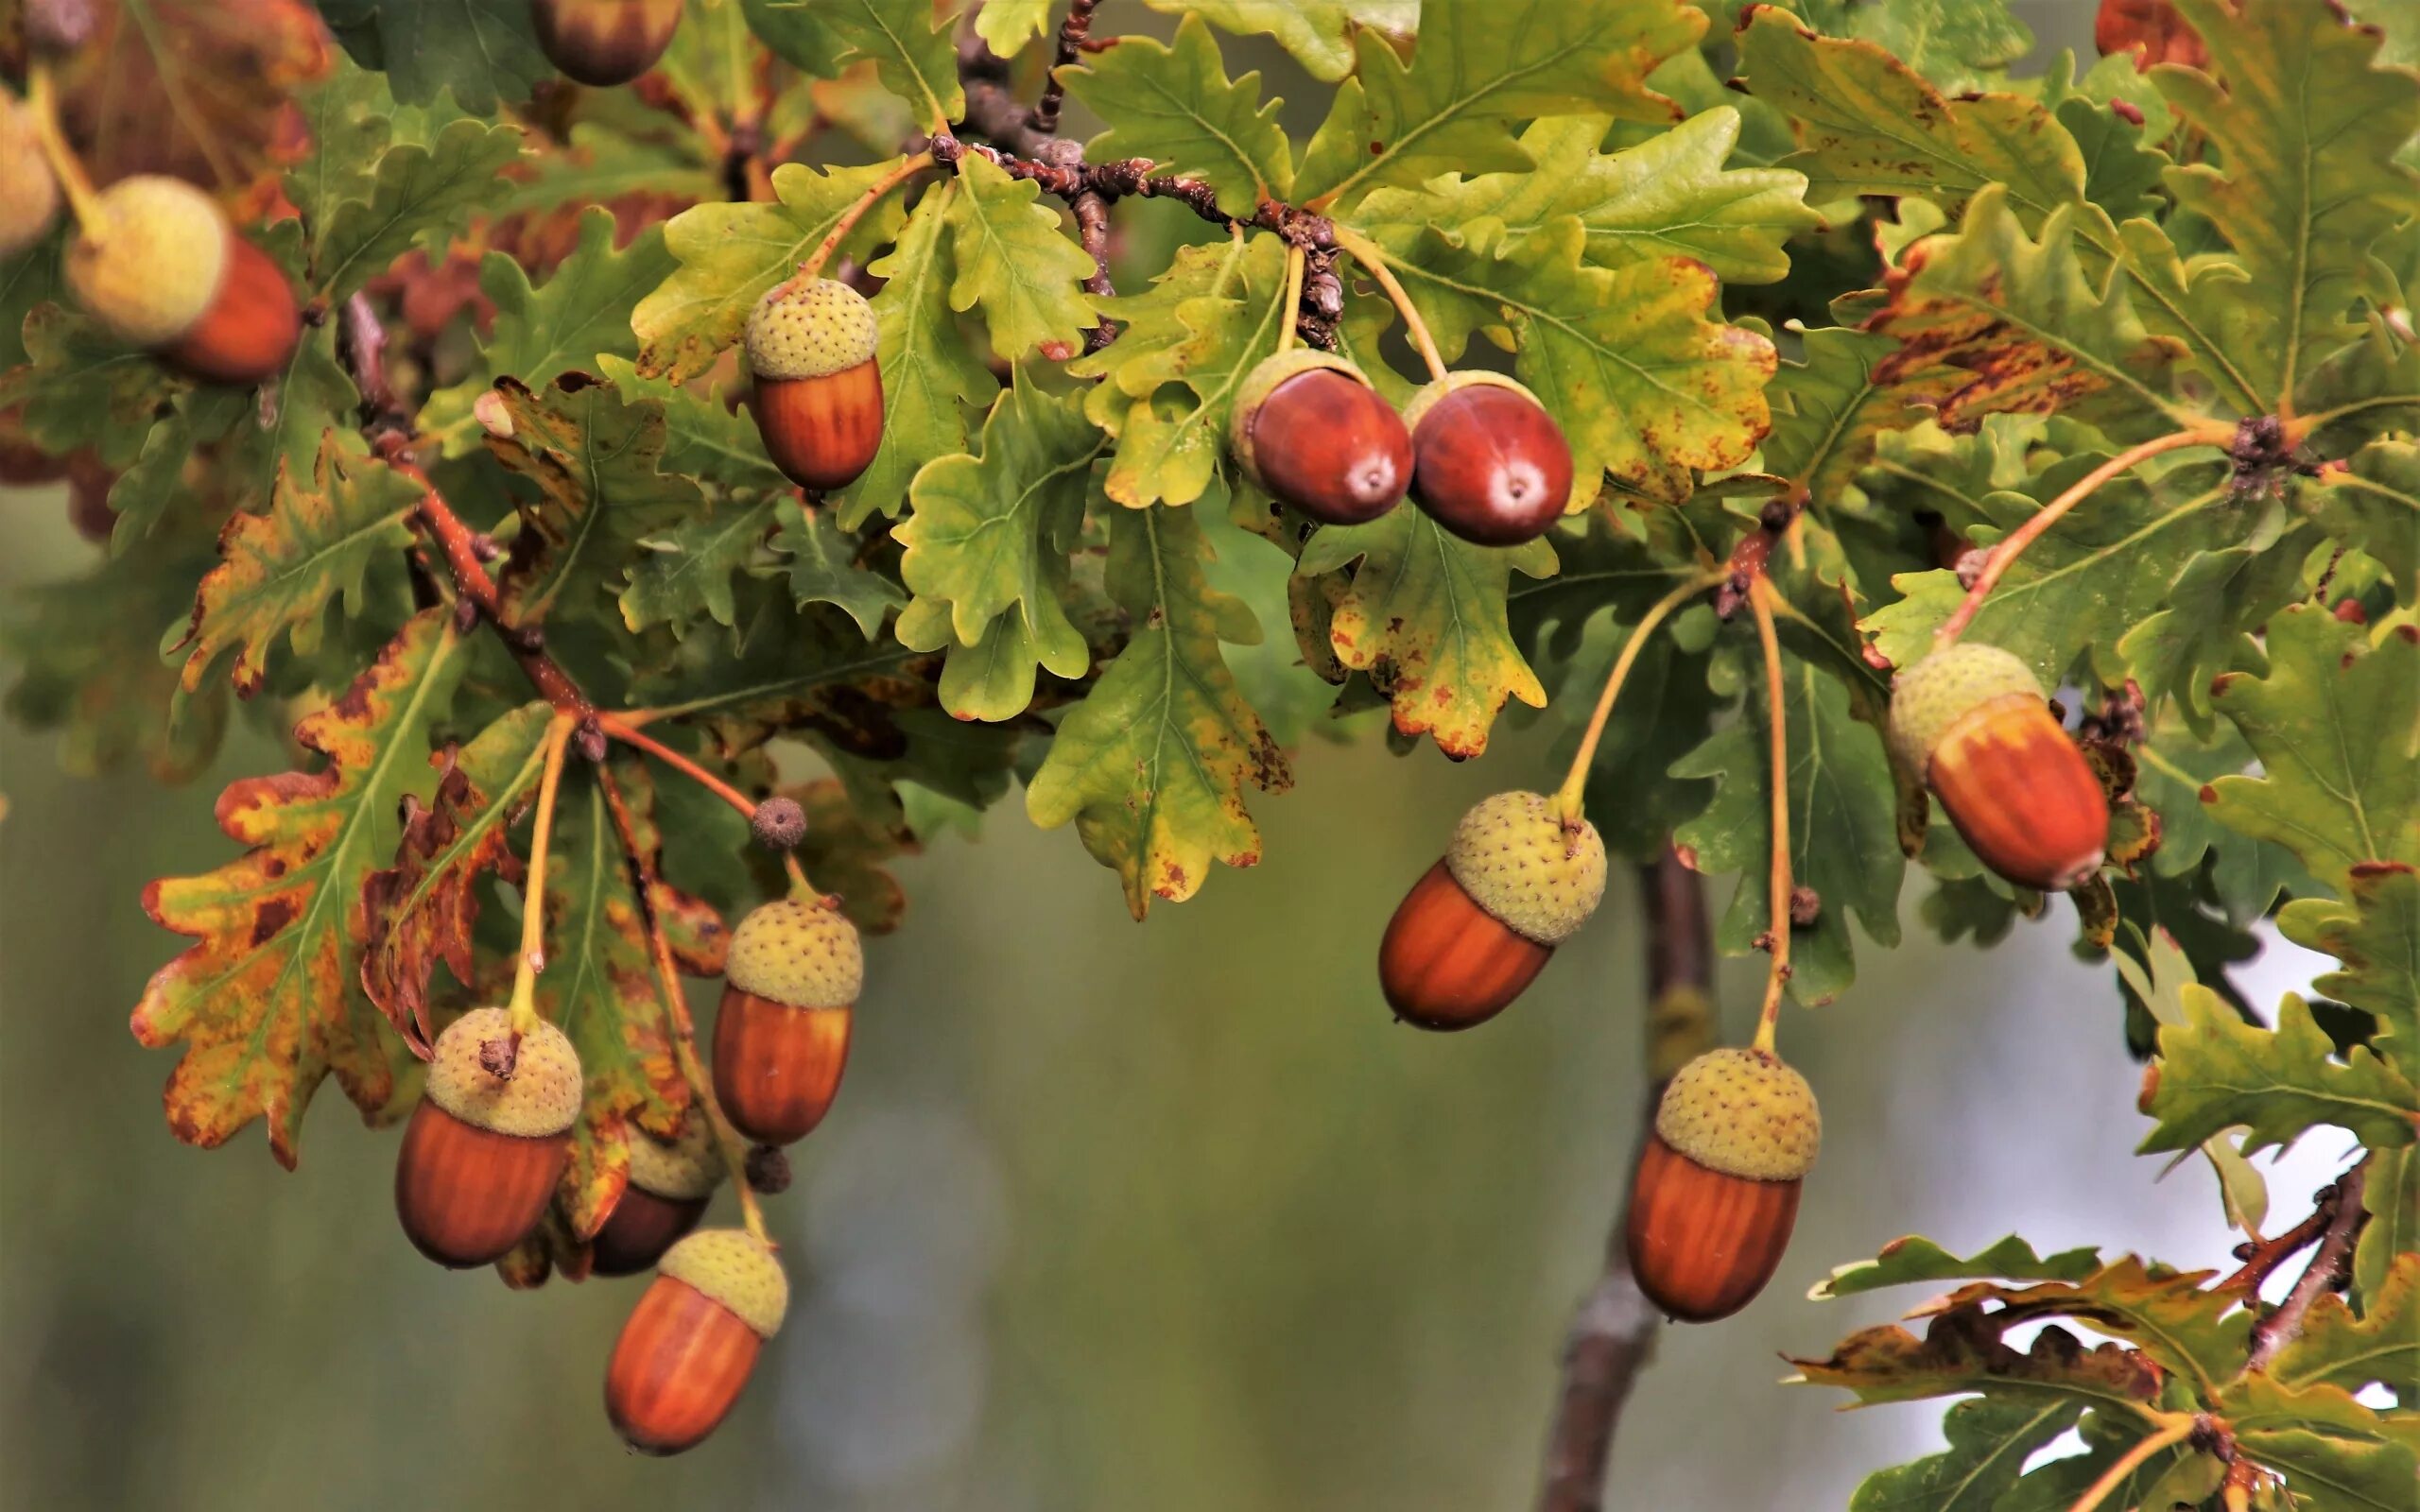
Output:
top-left (1748, 577), bottom-right (1792, 1056)
top-left (1328, 223), bottom-right (1446, 383)
top-left (24, 64), bottom-right (103, 229)
top-left (2065, 1417), bottom-right (2197, 1512)
top-left (1551, 570), bottom-right (1726, 827)
top-left (774, 150), bottom-right (933, 300)
top-left (507, 714), bottom-right (578, 1034)
top-left (1277, 240), bottom-right (1305, 354)
top-left (1934, 424), bottom-right (2232, 649)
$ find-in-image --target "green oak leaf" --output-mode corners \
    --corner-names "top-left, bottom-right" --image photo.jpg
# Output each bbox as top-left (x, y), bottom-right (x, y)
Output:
top-left (2313, 441), bottom-right (2420, 599)
top-left (772, 497), bottom-right (905, 639)
top-left (1142, 0), bottom-right (1415, 84)
top-left (420, 211), bottom-right (676, 455)
top-left (2359, 1144), bottom-right (2418, 1301)
top-left (1060, 12), bottom-right (1292, 218)
top-left (1862, 455), bottom-right (2240, 693)
top-left (893, 371), bottom-right (1104, 721)
top-left (311, 116), bottom-right (526, 300)
top-left (2120, 520), bottom-right (2324, 730)
top-left (1028, 504), bottom-right (1290, 918)
top-left (2141, 986), bottom-right (2418, 1157)
top-left (171, 439), bottom-right (420, 698)
top-left (1295, 511), bottom-right (1557, 759)
top-left (1846, 1396), bottom-right (2079, 1512)
top-left (1761, 325), bottom-right (1952, 507)
top-left (1789, 0), bottom-right (2033, 95)
top-left (1292, 0), bottom-right (1703, 209)
top-left (2160, 0), bottom-right (2420, 411)
top-left (943, 151), bottom-right (1099, 362)
top-left (2214, 1375), bottom-right (2420, 1512)
top-left (1374, 216), bottom-right (1775, 505)
top-left (130, 610), bottom-right (466, 1167)
top-left (743, 0), bottom-right (962, 129)
top-left (623, 590), bottom-right (924, 755)
top-left (2279, 861), bottom-right (2420, 1077)
top-left (485, 377), bottom-right (707, 636)
top-left (285, 57), bottom-right (407, 244)
top-left (633, 156), bottom-right (914, 383)
top-left (972, 0), bottom-right (1049, 56)
top-left (651, 0), bottom-right (774, 128)
top-left (1354, 110), bottom-right (1819, 287)
top-left (836, 180), bottom-right (998, 528)
top-left (315, 0), bottom-right (554, 112)
top-left (2269, 1251), bottom-right (2418, 1400)
top-left (1671, 647), bottom-right (1903, 1005)
top-left (596, 355), bottom-right (790, 493)
top-left (2205, 606), bottom-right (2420, 896)
top-left (2135, 718), bottom-right (2318, 925)
top-left (617, 494), bottom-right (778, 642)
top-left (1992, 1410), bottom-right (2196, 1512)
top-left (1812, 1234), bottom-right (2102, 1301)
top-left (0, 305), bottom-right (187, 469)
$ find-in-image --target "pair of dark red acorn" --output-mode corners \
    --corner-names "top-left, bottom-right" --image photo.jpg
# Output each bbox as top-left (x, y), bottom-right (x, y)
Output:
top-left (392, 893), bottom-right (860, 1454)
top-left (1376, 641), bottom-right (2110, 1321)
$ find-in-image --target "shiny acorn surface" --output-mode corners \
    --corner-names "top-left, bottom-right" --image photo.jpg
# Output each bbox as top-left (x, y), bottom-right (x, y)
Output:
top-left (712, 986), bottom-right (853, 1144)
top-left (393, 1100), bottom-right (570, 1268)
top-left (1377, 860), bottom-right (1552, 1031)
top-left (1409, 381), bottom-right (1574, 546)
top-left (1624, 1132), bottom-right (1803, 1323)
top-left (1245, 368), bottom-right (1412, 524)
top-left (605, 1277), bottom-right (763, 1454)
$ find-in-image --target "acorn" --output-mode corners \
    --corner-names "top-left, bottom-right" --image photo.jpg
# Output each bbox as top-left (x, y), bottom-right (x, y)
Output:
top-left (744, 278), bottom-right (883, 492)
top-left (531, 0), bottom-right (685, 86)
top-left (606, 1228), bottom-right (786, 1454)
top-left (1378, 790), bottom-right (1605, 1031)
top-left (712, 896), bottom-right (860, 1144)
top-left (1229, 348), bottom-right (1412, 525)
top-left (1624, 1046), bottom-right (1820, 1323)
top-left (1889, 643), bottom-right (2109, 891)
top-left (0, 89), bottom-right (60, 257)
top-left (63, 175), bottom-right (300, 386)
top-left (2094, 0), bottom-right (2205, 72)
top-left (394, 1007), bottom-right (581, 1268)
top-left (1404, 371), bottom-right (1575, 546)
top-left (592, 1114), bottom-right (722, 1278)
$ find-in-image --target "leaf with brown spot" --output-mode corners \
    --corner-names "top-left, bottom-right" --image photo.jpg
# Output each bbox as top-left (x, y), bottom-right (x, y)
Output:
top-left (1790, 1306), bottom-right (2166, 1411)
top-left (131, 610), bottom-right (468, 1167)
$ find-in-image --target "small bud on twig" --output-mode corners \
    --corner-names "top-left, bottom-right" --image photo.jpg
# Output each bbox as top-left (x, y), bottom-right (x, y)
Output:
top-left (752, 796), bottom-right (807, 850)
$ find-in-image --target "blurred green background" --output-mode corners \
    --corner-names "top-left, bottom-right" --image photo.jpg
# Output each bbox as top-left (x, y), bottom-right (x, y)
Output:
top-left (7, 4), bottom-right (2341, 1508)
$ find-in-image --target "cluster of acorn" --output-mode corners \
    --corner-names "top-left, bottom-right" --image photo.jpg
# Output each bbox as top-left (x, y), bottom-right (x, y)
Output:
top-left (1370, 643), bottom-right (2108, 1321)
top-left (393, 881), bottom-right (863, 1453)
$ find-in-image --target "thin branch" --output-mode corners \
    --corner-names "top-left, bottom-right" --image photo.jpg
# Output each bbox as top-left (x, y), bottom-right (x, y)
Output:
top-left (1026, 0), bottom-right (1099, 138)
top-left (2245, 1157), bottom-right (2371, 1371)
top-left (1536, 848), bottom-right (1713, 1512)
top-left (2218, 1177), bottom-right (2345, 1295)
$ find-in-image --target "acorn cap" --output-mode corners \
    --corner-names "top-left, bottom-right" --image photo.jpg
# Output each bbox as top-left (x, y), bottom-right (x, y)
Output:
top-left (425, 1007), bottom-right (583, 1139)
top-left (1655, 1047), bottom-right (1821, 1182)
top-left (0, 92), bottom-right (60, 257)
top-left (1228, 348), bottom-right (1372, 483)
top-left (626, 1114), bottom-right (723, 1201)
top-left (65, 175), bottom-right (229, 346)
top-left (1399, 369), bottom-right (1542, 437)
top-left (1889, 642), bottom-right (2043, 776)
top-left (726, 896), bottom-right (863, 1008)
top-left (1443, 790), bottom-right (1606, 946)
top-left (659, 1228), bottom-right (788, 1337)
top-left (745, 278), bottom-right (878, 381)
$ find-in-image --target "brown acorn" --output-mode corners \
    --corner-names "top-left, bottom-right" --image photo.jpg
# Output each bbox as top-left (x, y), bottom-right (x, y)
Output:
top-left (0, 88), bottom-right (60, 257)
top-left (592, 1114), bottom-right (722, 1278)
top-left (1625, 1047), bottom-right (1820, 1323)
top-left (394, 1007), bottom-right (582, 1268)
top-left (606, 1228), bottom-right (787, 1454)
top-left (744, 278), bottom-right (883, 491)
top-left (1404, 371), bottom-right (1575, 546)
top-left (531, 0), bottom-right (685, 87)
top-left (1229, 348), bottom-right (1412, 524)
top-left (1379, 790), bottom-right (1605, 1031)
top-left (712, 896), bottom-right (860, 1144)
top-left (64, 175), bottom-right (300, 386)
top-left (1889, 643), bottom-right (2110, 892)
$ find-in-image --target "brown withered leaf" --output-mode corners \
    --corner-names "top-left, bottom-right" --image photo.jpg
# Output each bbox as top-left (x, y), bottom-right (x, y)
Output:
top-left (53, 0), bottom-right (329, 192)
top-left (1791, 1306), bottom-right (2167, 1410)
top-left (786, 776), bottom-right (917, 936)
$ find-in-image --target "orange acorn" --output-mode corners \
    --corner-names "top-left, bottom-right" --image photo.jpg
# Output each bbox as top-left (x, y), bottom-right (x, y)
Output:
top-left (1625, 1047), bottom-right (1820, 1323)
top-left (744, 278), bottom-right (883, 491)
top-left (64, 175), bottom-right (300, 386)
top-left (531, 0), bottom-right (685, 87)
top-left (0, 88), bottom-right (60, 257)
top-left (1889, 643), bottom-right (2109, 891)
top-left (606, 1228), bottom-right (786, 1454)
top-left (394, 1008), bottom-right (581, 1268)
top-left (2095, 0), bottom-right (2205, 72)
top-left (1378, 790), bottom-right (1605, 1031)
top-left (592, 1114), bottom-right (722, 1278)
top-left (712, 897), bottom-right (859, 1144)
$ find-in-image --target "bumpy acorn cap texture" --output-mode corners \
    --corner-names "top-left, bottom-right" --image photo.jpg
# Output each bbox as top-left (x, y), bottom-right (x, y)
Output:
top-left (65, 175), bottom-right (230, 346)
top-left (1227, 347), bottom-right (1373, 482)
top-left (0, 93), bottom-right (60, 257)
top-left (425, 1007), bottom-right (583, 1139)
top-left (625, 1114), bottom-right (723, 1200)
top-left (659, 1228), bottom-right (788, 1337)
top-left (726, 896), bottom-right (864, 1008)
top-left (745, 277), bottom-right (878, 381)
top-left (1443, 790), bottom-right (1607, 946)
top-left (1655, 1047), bottom-right (1821, 1182)
top-left (1888, 642), bottom-right (2044, 777)
top-left (1399, 369), bottom-right (1543, 436)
